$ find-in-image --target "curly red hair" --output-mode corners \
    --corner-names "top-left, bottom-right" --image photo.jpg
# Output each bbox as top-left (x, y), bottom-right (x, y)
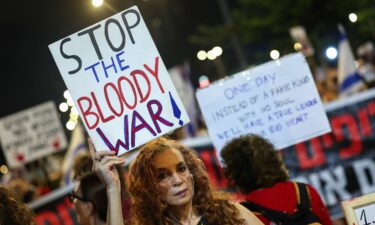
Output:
top-left (128, 137), bottom-right (245, 225)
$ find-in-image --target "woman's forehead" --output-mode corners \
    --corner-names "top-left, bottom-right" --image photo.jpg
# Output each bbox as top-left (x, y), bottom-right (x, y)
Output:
top-left (152, 148), bottom-right (185, 169)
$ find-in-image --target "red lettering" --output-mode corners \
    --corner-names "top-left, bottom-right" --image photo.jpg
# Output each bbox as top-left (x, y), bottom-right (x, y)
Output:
top-left (77, 96), bottom-right (99, 129)
top-left (198, 149), bottom-right (228, 189)
top-left (331, 114), bottom-right (362, 159)
top-left (358, 108), bottom-right (372, 136)
top-left (91, 91), bottom-right (115, 124)
top-left (147, 100), bottom-right (173, 133)
top-left (56, 200), bottom-right (74, 225)
top-left (130, 70), bottom-right (150, 103)
top-left (144, 56), bottom-right (164, 93)
top-left (295, 137), bottom-right (326, 169)
top-left (118, 76), bottom-right (137, 109)
top-left (35, 211), bottom-right (61, 225)
top-left (104, 82), bottom-right (124, 117)
top-left (322, 133), bottom-right (334, 148)
top-left (131, 110), bottom-right (156, 147)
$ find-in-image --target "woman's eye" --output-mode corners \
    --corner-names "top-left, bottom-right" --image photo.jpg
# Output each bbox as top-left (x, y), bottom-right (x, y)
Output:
top-left (178, 166), bottom-right (187, 173)
top-left (157, 173), bottom-right (168, 180)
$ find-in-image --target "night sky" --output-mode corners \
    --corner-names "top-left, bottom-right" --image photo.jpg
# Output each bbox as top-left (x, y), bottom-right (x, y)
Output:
top-left (0, 0), bottom-right (225, 165)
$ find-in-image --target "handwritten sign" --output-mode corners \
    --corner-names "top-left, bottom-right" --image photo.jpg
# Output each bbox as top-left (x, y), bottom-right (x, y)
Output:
top-left (0, 101), bottom-right (67, 167)
top-left (342, 192), bottom-right (375, 225)
top-left (196, 53), bottom-right (331, 152)
top-left (49, 6), bottom-right (189, 155)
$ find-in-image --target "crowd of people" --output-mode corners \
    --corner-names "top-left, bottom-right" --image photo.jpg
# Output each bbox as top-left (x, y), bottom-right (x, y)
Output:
top-left (2, 38), bottom-right (374, 225)
top-left (0, 134), bottom-right (334, 224)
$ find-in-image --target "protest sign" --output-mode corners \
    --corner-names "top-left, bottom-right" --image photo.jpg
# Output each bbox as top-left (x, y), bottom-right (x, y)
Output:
top-left (342, 192), bottom-right (375, 225)
top-left (0, 101), bottom-right (67, 167)
top-left (196, 52), bottom-right (331, 152)
top-left (49, 6), bottom-right (189, 155)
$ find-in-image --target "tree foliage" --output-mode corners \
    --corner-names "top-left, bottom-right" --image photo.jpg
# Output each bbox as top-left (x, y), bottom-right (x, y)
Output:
top-left (190, 0), bottom-right (375, 64)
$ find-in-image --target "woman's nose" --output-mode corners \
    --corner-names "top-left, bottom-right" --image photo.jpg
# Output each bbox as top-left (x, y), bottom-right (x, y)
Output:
top-left (171, 173), bottom-right (183, 186)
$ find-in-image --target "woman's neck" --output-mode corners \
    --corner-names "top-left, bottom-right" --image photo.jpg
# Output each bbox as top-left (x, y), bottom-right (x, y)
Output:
top-left (167, 202), bottom-right (194, 224)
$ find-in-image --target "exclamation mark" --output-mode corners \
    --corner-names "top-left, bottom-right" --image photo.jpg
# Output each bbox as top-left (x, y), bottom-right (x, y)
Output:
top-left (169, 91), bottom-right (183, 125)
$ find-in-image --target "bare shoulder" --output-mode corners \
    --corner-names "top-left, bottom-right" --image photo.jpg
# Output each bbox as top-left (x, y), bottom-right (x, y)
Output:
top-left (232, 202), bottom-right (264, 225)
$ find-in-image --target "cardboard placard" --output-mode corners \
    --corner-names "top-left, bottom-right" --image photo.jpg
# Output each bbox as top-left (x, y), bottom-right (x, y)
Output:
top-left (0, 101), bottom-right (67, 167)
top-left (49, 6), bottom-right (189, 155)
top-left (196, 53), bottom-right (331, 152)
top-left (342, 192), bottom-right (375, 225)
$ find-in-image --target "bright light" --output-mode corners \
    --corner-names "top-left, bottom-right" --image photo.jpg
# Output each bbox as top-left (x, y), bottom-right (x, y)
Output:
top-left (71, 106), bottom-right (79, 115)
top-left (63, 90), bottom-right (71, 100)
top-left (92, 0), bottom-right (103, 7)
top-left (197, 50), bottom-right (207, 60)
top-left (349, 13), bottom-right (357, 23)
top-left (212, 46), bottom-right (223, 57)
top-left (207, 50), bottom-right (217, 60)
top-left (67, 98), bottom-right (75, 107)
top-left (0, 165), bottom-right (8, 174)
top-left (270, 50), bottom-right (280, 60)
top-left (66, 120), bottom-right (76, 131)
top-left (59, 102), bottom-right (69, 112)
top-left (325, 47), bottom-right (338, 60)
top-left (294, 42), bottom-right (302, 51)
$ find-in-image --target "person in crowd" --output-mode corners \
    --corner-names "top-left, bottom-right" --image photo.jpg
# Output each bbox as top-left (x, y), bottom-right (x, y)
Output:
top-left (0, 187), bottom-right (36, 225)
top-left (89, 137), bottom-right (263, 225)
top-left (72, 153), bottom-right (94, 181)
top-left (70, 172), bottom-right (109, 225)
top-left (71, 153), bottom-right (131, 222)
top-left (220, 134), bottom-right (332, 225)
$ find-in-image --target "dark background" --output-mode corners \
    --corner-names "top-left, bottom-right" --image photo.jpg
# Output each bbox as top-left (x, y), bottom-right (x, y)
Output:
top-left (0, 0), bottom-right (225, 118)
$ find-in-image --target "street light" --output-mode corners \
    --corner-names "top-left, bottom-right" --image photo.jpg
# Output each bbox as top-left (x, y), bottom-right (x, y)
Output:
top-left (270, 50), bottom-right (280, 60)
top-left (197, 46), bottom-right (226, 79)
top-left (349, 13), bottom-right (358, 23)
top-left (92, 0), bottom-right (103, 7)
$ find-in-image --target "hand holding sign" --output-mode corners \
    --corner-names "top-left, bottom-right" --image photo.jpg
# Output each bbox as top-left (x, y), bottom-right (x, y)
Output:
top-left (49, 6), bottom-right (190, 155)
top-left (88, 138), bottom-right (125, 190)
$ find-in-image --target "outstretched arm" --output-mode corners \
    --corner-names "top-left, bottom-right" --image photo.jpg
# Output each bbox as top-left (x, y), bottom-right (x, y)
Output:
top-left (88, 139), bottom-right (126, 225)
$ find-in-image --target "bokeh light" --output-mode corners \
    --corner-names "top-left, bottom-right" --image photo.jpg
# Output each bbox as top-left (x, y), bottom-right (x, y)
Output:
top-left (270, 50), bottom-right (280, 60)
top-left (325, 47), bottom-right (338, 60)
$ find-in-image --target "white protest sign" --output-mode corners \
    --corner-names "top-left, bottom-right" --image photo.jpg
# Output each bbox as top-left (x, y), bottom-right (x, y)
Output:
top-left (196, 53), bottom-right (331, 152)
top-left (49, 6), bottom-right (189, 155)
top-left (0, 101), bottom-right (67, 167)
top-left (342, 192), bottom-right (375, 225)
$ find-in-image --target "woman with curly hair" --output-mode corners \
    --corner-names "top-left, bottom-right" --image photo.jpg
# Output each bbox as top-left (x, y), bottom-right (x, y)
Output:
top-left (0, 187), bottom-right (36, 225)
top-left (220, 134), bottom-right (332, 225)
top-left (89, 137), bottom-right (262, 225)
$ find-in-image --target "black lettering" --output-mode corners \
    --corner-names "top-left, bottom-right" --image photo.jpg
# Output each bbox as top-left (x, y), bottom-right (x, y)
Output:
top-left (59, 38), bottom-right (82, 75)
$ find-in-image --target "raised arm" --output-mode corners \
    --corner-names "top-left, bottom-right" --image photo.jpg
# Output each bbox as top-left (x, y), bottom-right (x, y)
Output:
top-left (88, 139), bottom-right (126, 225)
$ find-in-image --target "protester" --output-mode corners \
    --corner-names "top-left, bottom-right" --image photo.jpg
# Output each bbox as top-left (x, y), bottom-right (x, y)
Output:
top-left (220, 134), bottom-right (332, 225)
top-left (89, 137), bottom-right (263, 225)
top-left (71, 153), bottom-right (131, 222)
top-left (70, 173), bottom-right (107, 225)
top-left (0, 187), bottom-right (36, 225)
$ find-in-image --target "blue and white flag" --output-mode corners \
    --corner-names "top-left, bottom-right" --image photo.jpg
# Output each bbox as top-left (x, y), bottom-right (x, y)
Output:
top-left (338, 24), bottom-right (366, 97)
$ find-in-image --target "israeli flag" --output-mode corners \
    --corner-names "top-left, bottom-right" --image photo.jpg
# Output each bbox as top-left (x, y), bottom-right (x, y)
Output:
top-left (338, 24), bottom-right (366, 97)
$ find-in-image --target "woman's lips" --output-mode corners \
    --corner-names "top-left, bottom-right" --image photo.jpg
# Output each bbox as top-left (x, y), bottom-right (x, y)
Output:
top-left (174, 189), bottom-right (187, 196)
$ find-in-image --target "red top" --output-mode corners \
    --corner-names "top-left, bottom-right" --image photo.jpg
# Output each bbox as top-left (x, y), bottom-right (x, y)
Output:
top-left (243, 181), bottom-right (332, 225)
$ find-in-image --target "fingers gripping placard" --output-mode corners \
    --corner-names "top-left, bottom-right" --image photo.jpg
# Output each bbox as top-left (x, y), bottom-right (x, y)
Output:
top-left (49, 6), bottom-right (190, 155)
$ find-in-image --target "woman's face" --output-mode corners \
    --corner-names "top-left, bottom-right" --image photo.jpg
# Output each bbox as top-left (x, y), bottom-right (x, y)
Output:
top-left (72, 184), bottom-right (91, 225)
top-left (152, 148), bottom-right (193, 206)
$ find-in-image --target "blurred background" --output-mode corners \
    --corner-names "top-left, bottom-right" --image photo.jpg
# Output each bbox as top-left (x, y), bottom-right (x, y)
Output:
top-left (0, 0), bottom-right (374, 224)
